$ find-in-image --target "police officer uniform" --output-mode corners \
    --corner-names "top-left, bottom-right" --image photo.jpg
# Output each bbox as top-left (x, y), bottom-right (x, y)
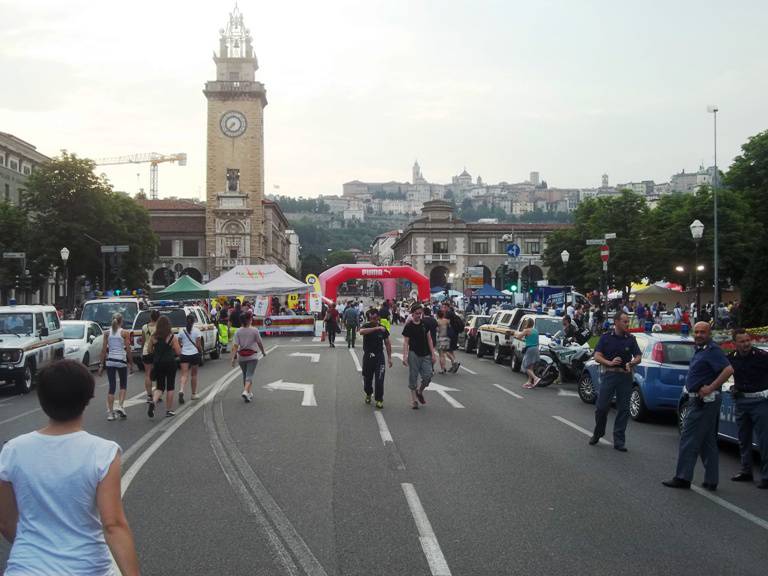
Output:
top-left (728, 346), bottom-right (768, 488)
top-left (590, 330), bottom-right (642, 450)
top-left (663, 341), bottom-right (732, 490)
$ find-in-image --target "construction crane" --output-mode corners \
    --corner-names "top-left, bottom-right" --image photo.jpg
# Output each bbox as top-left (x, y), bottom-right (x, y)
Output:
top-left (94, 152), bottom-right (187, 199)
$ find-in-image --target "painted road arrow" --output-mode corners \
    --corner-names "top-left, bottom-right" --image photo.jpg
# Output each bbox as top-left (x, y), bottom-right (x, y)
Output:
top-left (263, 380), bottom-right (317, 406)
top-left (426, 381), bottom-right (464, 408)
top-left (289, 352), bottom-right (320, 363)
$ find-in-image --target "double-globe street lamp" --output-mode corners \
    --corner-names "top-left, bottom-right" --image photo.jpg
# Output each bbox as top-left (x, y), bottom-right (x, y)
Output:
top-left (60, 247), bottom-right (70, 311)
top-left (560, 249), bottom-right (570, 313)
top-left (689, 219), bottom-right (704, 320)
top-left (707, 105), bottom-right (719, 325)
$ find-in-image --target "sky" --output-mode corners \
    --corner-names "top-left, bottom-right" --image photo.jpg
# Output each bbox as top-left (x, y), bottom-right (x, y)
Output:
top-left (2, 0), bottom-right (767, 199)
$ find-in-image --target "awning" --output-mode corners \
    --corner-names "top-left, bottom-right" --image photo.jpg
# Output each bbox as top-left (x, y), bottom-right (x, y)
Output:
top-left (203, 265), bottom-right (311, 297)
top-left (155, 274), bottom-right (209, 299)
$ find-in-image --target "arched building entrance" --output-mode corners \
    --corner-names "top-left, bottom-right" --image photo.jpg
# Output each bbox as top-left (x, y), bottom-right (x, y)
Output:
top-left (429, 266), bottom-right (449, 289)
top-left (520, 265), bottom-right (544, 293)
top-left (320, 264), bottom-right (430, 302)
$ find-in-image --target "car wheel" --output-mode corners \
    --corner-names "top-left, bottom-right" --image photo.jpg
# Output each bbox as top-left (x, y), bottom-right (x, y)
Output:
top-left (578, 371), bottom-right (596, 404)
top-left (210, 340), bottom-right (221, 360)
top-left (82, 352), bottom-right (90, 367)
top-left (511, 352), bottom-right (522, 372)
top-left (533, 360), bottom-right (556, 387)
top-left (493, 343), bottom-right (505, 364)
top-left (16, 363), bottom-right (33, 394)
top-left (464, 337), bottom-right (472, 353)
top-left (630, 386), bottom-right (649, 421)
top-left (476, 341), bottom-right (485, 358)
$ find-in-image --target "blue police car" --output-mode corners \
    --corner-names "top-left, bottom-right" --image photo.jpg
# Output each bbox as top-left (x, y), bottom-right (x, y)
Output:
top-left (577, 333), bottom-right (695, 421)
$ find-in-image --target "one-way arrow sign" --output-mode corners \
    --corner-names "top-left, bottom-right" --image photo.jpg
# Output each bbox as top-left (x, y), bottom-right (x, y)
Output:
top-left (289, 352), bottom-right (320, 363)
top-left (426, 382), bottom-right (464, 408)
top-left (263, 380), bottom-right (317, 406)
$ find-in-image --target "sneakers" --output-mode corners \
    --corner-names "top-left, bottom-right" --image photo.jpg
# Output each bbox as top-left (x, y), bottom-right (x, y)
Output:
top-left (364, 394), bottom-right (372, 405)
top-left (165, 410), bottom-right (176, 418)
top-left (411, 401), bottom-right (419, 410)
top-left (191, 393), bottom-right (200, 401)
top-left (146, 394), bottom-right (153, 404)
top-left (375, 400), bottom-right (384, 409)
top-left (107, 411), bottom-right (116, 421)
top-left (115, 406), bottom-right (127, 419)
top-left (147, 402), bottom-right (155, 418)
top-left (178, 392), bottom-right (185, 405)
top-left (450, 362), bottom-right (461, 373)
top-left (242, 391), bottom-right (253, 403)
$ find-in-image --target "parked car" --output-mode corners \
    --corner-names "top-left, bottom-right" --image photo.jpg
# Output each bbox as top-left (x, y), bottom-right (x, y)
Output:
top-left (476, 308), bottom-right (536, 363)
top-left (81, 296), bottom-right (149, 330)
top-left (61, 320), bottom-right (104, 370)
top-left (577, 333), bottom-right (695, 421)
top-left (458, 315), bottom-right (490, 353)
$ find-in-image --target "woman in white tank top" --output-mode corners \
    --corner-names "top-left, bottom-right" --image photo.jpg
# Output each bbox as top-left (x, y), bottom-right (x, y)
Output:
top-left (98, 313), bottom-right (133, 421)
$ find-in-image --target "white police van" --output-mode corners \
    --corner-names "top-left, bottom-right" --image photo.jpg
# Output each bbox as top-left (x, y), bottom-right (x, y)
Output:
top-left (0, 305), bottom-right (65, 393)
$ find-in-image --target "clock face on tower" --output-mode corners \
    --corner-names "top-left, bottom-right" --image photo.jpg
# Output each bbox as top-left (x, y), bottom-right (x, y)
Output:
top-left (220, 111), bottom-right (247, 138)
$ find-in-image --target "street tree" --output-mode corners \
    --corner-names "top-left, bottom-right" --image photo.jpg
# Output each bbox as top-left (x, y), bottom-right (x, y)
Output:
top-left (326, 250), bottom-right (356, 269)
top-left (0, 201), bottom-right (30, 292)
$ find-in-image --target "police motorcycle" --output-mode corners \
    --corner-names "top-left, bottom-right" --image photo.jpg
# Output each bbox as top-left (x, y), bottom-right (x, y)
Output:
top-left (532, 328), bottom-right (593, 387)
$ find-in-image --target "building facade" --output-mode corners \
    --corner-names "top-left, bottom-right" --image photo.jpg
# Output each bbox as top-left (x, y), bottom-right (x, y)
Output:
top-left (0, 132), bottom-right (48, 206)
top-left (204, 5), bottom-right (268, 277)
top-left (262, 200), bottom-right (291, 268)
top-left (392, 201), bottom-right (572, 293)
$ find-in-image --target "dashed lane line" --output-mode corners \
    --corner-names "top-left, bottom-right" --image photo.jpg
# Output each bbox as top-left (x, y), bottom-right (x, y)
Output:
top-left (374, 411), bottom-right (406, 471)
top-left (0, 406), bottom-right (42, 427)
top-left (493, 384), bottom-right (524, 399)
top-left (458, 365), bottom-right (477, 375)
top-left (349, 348), bottom-right (362, 372)
top-left (552, 415), bottom-right (612, 446)
top-left (402, 483), bottom-right (452, 576)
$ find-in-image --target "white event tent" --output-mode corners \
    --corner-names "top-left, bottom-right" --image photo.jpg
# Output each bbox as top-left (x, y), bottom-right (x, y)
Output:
top-left (203, 265), bottom-right (311, 296)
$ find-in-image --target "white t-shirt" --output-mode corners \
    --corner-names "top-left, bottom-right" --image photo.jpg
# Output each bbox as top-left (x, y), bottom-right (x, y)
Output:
top-left (0, 430), bottom-right (120, 576)
top-left (179, 327), bottom-right (202, 356)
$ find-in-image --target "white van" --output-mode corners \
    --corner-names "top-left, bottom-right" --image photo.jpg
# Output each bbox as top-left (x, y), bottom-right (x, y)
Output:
top-left (80, 297), bottom-right (149, 330)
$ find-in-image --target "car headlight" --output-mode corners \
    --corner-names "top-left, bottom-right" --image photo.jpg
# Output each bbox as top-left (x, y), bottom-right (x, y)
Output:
top-left (65, 345), bottom-right (81, 355)
top-left (0, 349), bottom-right (22, 363)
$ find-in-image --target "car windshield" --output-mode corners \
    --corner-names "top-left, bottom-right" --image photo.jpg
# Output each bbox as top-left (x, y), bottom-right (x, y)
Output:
top-left (534, 317), bottom-right (562, 336)
top-left (663, 342), bottom-right (696, 365)
top-left (82, 302), bottom-right (139, 329)
top-left (62, 324), bottom-right (85, 339)
top-left (133, 309), bottom-right (187, 330)
top-left (474, 316), bottom-right (490, 327)
top-left (0, 313), bottom-right (33, 335)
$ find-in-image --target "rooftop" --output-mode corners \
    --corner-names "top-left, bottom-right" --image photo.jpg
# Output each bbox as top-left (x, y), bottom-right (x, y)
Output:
top-left (136, 198), bottom-right (205, 211)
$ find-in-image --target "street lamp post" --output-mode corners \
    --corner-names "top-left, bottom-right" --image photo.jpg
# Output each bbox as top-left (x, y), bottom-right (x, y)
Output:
top-left (560, 249), bottom-right (570, 314)
top-left (690, 219), bottom-right (704, 321)
top-left (60, 247), bottom-right (70, 312)
top-left (707, 105), bottom-right (719, 326)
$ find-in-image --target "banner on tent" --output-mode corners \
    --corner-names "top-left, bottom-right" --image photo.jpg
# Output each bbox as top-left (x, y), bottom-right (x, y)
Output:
top-left (252, 315), bottom-right (314, 334)
top-left (308, 292), bottom-right (322, 313)
top-left (253, 296), bottom-right (270, 317)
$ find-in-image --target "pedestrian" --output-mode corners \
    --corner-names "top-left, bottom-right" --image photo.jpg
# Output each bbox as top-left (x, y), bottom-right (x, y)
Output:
top-left (325, 303), bottom-right (340, 348)
top-left (359, 308), bottom-right (393, 409)
top-left (98, 313), bottom-right (133, 421)
top-left (421, 306), bottom-right (438, 357)
top-left (727, 328), bottom-right (768, 488)
top-left (218, 306), bottom-right (230, 353)
top-left (148, 315), bottom-right (181, 418)
top-left (435, 310), bottom-right (458, 374)
top-left (589, 312), bottom-right (642, 450)
top-left (402, 302), bottom-right (437, 409)
top-left (514, 318), bottom-right (542, 389)
top-left (662, 322), bottom-right (734, 490)
top-left (229, 299), bottom-right (243, 339)
top-left (231, 310), bottom-right (267, 403)
top-left (178, 312), bottom-right (203, 404)
top-left (141, 309), bottom-right (159, 404)
top-left (562, 315), bottom-right (578, 341)
top-left (0, 360), bottom-right (140, 575)
top-left (343, 301), bottom-right (360, 348)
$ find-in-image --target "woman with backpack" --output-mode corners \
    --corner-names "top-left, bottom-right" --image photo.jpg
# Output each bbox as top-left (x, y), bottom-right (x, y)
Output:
top-left (98, 313), bottom-right (133, 421)
top-left (231, 311), bottom-right (266, 403)
top-left (141, 310), bottom-right (160, 404)
top-left (177, 313), bottom-right (203, 404)
top-left (147, 315), bottom-right (181, 418)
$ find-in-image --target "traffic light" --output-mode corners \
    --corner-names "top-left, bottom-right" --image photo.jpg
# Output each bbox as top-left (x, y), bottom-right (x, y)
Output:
top-left (114, 289), bottom-right (122, 296)
top-left (509, 284), bottom-right (517, 292)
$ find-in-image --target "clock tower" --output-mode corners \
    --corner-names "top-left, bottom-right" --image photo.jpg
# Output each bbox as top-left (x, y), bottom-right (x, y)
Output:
top-left (204, 4), bottom-right (267, 277)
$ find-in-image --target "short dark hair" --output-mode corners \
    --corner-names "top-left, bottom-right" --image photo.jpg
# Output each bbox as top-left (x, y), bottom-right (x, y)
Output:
top-left (410, 302), bottom-right (424, 313)
top-left (732, 328), bottom-right (749, 339)
top-left (150, 309), bottom-right (160, 322)
top-left (563, 315), bottom-right (572, 323)
top-left (37, 360), bottom-right (95, 422)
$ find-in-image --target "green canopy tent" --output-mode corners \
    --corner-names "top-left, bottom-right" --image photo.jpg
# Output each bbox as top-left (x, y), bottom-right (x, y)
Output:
top-left (154, 274), bottom-right (210, 300)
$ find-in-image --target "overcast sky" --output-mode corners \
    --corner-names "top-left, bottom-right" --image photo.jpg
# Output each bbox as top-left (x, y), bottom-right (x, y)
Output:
top-left (2, 0), bottom-right (767, 199)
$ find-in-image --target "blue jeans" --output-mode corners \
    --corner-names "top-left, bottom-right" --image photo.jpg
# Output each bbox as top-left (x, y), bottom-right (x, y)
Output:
top-left (675, 396), bottom-right (721, 484)
top-left (735, 397), bottom-right (768, 478)
top-left (593, 371), bottom-right (633, 447)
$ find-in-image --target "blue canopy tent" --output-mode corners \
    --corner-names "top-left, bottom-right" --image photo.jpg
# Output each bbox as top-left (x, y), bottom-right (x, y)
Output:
top-left (469, 284), bottom-right (513, 306)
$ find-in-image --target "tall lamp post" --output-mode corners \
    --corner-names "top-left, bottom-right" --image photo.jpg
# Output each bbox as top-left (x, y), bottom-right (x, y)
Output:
top-left (560, 249), bottom-right (570, 314)
top-left (689, 219), bottom-right (704, 320)
top-left (707, 105), bottom-right (719, 325)
top-left (60, 247), bottom-right (70, 312)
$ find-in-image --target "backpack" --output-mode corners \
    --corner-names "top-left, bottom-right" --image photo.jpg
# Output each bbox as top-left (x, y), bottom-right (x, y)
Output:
top-left (449, 314), bottom-right (465, 334)
top-left (154, 335), bottom-right (177, 370)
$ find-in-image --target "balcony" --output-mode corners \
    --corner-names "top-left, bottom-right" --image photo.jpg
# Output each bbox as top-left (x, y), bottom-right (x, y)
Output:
top-left (217, 257), bottom-right (250, 269)
top-left (425, 254), bottom-right (456, 264)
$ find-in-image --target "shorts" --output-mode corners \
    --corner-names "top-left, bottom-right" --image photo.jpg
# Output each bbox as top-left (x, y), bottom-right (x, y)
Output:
top-left (180, 353), bottom-right (201, 366)
top-left (142, 353), bottom-right (154, 365)
top-left (154, 366), bottom-right (176, 392)
top-left (239, 358), bottom-right (258, 382)
top-left (407, 351), bottom-right (433, 390)
top-left (437, 337), bottom-right (451, 352)
top-left (449, 334), bottom-right (459, 351)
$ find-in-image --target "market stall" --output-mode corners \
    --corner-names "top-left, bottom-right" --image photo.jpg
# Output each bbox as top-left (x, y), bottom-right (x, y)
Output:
top-left (154, 274), bottom-right (210, 300)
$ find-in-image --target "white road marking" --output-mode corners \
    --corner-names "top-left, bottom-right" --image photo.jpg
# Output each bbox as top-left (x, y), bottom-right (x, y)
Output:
top-left (690, 485), bottom-right (768, 531)
top-left (120, 367), bottom-right (241, 495)
top-left (289, 352), bottom-right (320, 363)
top-left (493, 384), bottom-right (524, 399)
top-left (374, 411), bottom-right (393, 443)
top-left (263, 379), bottom-right (317, 406)
top-left (349, 348), bottom-right (362, 372)
top-left (0, 406), bottom-right (42, 426)
top-left (312, 336), bottom-right (321, 342)
top-left (291, 337), bottom-right (301, 342)
top-left (556, 388), bottom-right (580, 397)
top-left (552, 415), bottom-right (611, 445)
top-left (392, 352), bottom-right (404, 361)
top-left (264, 344), bottom-right (279, 355)
top-left (458, 365), bottom-right (477, 375)
top-left (402, 483), bottom-right (452, 576)
top-left (427, 382), bottom-right (464, 408)
top-left (0, 398), bottom-right (14, 408)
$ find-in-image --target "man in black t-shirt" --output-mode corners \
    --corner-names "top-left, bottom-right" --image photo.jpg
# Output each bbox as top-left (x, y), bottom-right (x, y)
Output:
top-left (402, 302), bottom-right (437, 409)
top-left (359, 308), bottom-right (393, 409)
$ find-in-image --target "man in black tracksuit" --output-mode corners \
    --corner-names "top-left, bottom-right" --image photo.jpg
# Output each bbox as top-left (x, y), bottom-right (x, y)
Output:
top-left (359, 308), bottom-right (393, 409)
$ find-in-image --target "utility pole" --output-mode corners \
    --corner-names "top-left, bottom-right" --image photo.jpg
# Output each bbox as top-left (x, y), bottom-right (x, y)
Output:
top-left (586, 233), bottom-right (616, 322)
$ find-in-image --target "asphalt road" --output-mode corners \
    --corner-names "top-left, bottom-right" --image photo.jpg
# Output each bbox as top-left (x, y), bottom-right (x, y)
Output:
top-left (1, 332), bottom-right (767, 575)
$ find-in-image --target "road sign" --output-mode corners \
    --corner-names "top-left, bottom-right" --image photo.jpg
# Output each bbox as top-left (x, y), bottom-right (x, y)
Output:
top-left (600, 245), bottom-right (610, 262)
top-left (506, 243), bottom-right (521, 258)
top-left (604, 233), bottom-right (617, 240)
top-left (2, 252), bottom-right (25, 259)
top-left (115, 245), bottom-right (130, 253)
top-left (585, 239), bottom-right (604, 246)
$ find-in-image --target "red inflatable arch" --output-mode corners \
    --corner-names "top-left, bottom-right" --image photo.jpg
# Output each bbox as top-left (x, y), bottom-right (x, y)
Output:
top-left (319, 264), bottom-right (430, 302)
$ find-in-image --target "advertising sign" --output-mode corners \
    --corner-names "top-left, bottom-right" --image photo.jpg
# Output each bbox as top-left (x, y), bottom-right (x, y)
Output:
top-left (305, 274), bottom-right (321, 294)
top-left (467, 266), bottom-right (485, 288)
top-left (287, 293), bottom-right (299, 309)
top-left (308, 292), bottom-right (322, 313)
top-left (253, 296), bottom-right (270, 317)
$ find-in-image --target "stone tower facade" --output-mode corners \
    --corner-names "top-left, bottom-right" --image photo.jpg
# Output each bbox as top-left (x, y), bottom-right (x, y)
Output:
top-left (204, 5), bottom-right (267, 277)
